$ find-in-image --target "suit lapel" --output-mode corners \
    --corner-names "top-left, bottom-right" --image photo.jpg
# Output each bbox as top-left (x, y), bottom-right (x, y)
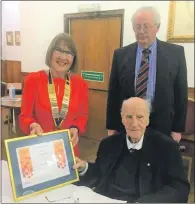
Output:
top-left (122, 43), bottom-right (137, 97)
top-left (139, 129), bottom-right (154, 195)
top-left (153, 39), bottom-right (169, 113)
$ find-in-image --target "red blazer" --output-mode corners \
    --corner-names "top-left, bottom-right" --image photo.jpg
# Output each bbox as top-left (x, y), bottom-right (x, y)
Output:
top-left (19, 70), bottom-right (88, 156)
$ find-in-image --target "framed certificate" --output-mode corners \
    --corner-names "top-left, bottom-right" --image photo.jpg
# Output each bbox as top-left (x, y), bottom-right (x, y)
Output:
top-left (4, 129), bottom-right (79, 202)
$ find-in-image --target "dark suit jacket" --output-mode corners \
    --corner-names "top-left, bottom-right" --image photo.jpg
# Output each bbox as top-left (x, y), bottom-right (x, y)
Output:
top-left (106, 39), bottom-right (188, 136)
top-left (78, 127), bottom-right (190, 203)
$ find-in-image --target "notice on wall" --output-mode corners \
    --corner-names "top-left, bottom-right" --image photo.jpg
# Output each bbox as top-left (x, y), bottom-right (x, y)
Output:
top-left (81, 70), bottom-right (104, 82)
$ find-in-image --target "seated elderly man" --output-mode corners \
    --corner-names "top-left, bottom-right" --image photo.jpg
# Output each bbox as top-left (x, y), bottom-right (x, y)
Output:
top-left (73, 97), bottom-right (190, 203)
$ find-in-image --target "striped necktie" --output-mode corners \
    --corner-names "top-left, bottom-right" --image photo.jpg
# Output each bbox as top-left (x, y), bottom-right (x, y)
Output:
top-left (135, 48), bottom-right (151, 98)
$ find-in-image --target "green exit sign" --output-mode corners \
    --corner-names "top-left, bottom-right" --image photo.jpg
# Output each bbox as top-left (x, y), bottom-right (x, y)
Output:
top-left (81, 71), bottom-right (104, 82)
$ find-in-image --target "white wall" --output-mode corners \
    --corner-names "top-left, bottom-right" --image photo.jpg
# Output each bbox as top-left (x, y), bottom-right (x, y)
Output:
top-left (1, 1), bottom-right (21, 60)
top-left (3, 1), bottom-right (195, 87)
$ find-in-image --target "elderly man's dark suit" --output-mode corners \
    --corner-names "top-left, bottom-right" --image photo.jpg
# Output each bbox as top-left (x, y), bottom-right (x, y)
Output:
top-left (106, 39), bottom-right (188, 136)
top-left (78, 127), bottom-right (190, 203)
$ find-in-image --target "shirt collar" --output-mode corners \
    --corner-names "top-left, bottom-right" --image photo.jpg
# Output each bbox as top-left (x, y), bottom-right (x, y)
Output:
top-left (126, 135), bottom-right (144, 150)
top-left (137, 38), bottom-right (157, 54)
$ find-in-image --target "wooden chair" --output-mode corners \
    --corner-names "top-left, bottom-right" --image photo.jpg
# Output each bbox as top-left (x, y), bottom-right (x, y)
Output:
top-left (1, 82), bottom-right (7, 97)
top-left (183, 98), bottom-right (195, 139)
top-left (180, 98), bottom-right (194, 193)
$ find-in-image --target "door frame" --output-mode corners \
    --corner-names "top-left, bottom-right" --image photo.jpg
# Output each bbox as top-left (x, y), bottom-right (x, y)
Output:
top-left (64, 9), bottom-right (124, 47)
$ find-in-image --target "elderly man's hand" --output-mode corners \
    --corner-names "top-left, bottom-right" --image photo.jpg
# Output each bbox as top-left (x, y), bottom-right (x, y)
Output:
top-left (73, 157), bottom-right (87, 171)
top-left (171, 132), bottom-right (181, 143)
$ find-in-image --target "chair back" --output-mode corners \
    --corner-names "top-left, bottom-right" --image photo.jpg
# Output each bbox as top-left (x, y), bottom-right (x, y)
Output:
top-left (184, 99), bottom-right (195, 135)
top-left (1, 82), bottom-right (7, 97)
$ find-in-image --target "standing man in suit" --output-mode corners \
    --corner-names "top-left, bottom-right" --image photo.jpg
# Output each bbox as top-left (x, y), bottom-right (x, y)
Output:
top-left (106, 6), bottom-right (188, 142)
top-left (74, 97), bottom-right (190, 203)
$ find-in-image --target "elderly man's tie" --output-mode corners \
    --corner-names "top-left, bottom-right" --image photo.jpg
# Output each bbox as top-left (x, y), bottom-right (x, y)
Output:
top-left (136, 48), bottom-right (151, 98)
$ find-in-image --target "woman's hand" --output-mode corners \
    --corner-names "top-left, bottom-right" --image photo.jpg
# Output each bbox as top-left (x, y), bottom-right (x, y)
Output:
top-left (69, 127), bottom-right (79, 147)
top-left (30, 123), bottom-right (43, 136)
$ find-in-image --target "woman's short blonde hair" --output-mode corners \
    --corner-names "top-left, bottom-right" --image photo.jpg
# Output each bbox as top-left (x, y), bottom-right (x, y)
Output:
top-left (45, 33), bottom-right (78, 73)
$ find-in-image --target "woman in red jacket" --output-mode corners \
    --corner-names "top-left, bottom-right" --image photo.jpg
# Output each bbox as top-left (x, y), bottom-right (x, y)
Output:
top-left (19, 33), bottom-right (88, 156)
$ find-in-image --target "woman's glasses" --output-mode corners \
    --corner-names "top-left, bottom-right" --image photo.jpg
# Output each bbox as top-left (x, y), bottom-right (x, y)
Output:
top-left (54, 47), bottom-right (75, 58)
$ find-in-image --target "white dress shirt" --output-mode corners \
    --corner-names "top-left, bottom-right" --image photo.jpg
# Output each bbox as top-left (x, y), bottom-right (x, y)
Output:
top-left (126, 135), bottom-right (144, 150)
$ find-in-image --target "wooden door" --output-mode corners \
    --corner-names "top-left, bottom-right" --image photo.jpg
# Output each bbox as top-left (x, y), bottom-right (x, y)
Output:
top-left (65, 10), bottom-right (123, 141)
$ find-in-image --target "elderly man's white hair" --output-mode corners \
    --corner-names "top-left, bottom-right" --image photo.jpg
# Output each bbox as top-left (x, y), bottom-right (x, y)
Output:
top-left (121, 97), bottom-right (151, 116)
top-left (131, 6), bottom-right (161, 27)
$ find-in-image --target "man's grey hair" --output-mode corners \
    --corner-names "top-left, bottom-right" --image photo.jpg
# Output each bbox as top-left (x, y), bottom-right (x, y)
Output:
top-left (121, 97), bottom-right (151, 116)
top-left (131, 6), bottom-right (161, 27)
top-left (45, 33), bottom-right (78, 73)
top-left (144, 99), bottom-right (151, 115)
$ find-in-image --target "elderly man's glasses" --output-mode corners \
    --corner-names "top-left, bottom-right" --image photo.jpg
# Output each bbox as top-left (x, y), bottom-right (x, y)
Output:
top-left (133, 23), bottom-right (157, 32)
top-left (54, 47), bottom-right (75, 58)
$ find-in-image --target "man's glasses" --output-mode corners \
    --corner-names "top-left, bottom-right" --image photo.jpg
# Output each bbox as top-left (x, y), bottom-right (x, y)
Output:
top-left (133, 23), bottom-right (157, 32)
top-left (54, 47), bottom-right (75, 58)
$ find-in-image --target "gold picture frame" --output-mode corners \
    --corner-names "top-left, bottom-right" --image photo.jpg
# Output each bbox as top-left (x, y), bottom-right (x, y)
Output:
top-left (4, 129), bottom-right (79, 202)
top-left (15, 31), bottom-right (21, 46)
top-left (6, 31), bottom-right (14, 46)
top-left (167, 1), bottom-right (194, 43)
